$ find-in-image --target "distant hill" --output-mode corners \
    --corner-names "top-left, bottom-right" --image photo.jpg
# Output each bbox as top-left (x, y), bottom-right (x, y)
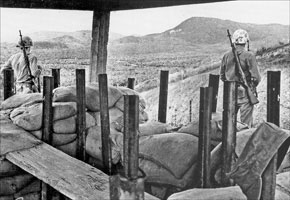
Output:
top-left (28, 30), bottom-right (125, 49)
top-left (110, 17), bottom-right (289, 55)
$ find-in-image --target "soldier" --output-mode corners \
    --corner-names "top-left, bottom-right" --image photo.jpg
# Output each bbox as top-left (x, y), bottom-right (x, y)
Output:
top-left (220, 29), bottom-right (261, 127)
top-left (0, 36), bottom-right (41, 93)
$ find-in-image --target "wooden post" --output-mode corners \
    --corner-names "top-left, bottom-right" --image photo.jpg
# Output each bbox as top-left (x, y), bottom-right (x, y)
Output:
top-left (123, 95), bottom-right (139, 179)
top-left (3, 68), bottom-right (14, 99)
top-left (51, 68), bottom-right (60, 89)
top-left (128, 78), bottom-right (135, 90)
top-left (158, 70), bottom-right (169, 123)
top-left (208, 74), bottom-right (219, 113)
top-left (189, 99), bottom-right (192, 122)
top-left (90, 10), bottom-right (110, 83)
top-left (221, 81), bottom-right (237, 186)
top-left (197, 87), bottom-right (213, 188)
top-left (110, 95), bottom-right (145, 200)
top-left (98, 73), bottom-right (112, 175)
top-left (42, 76), bottom-right (54, 200)
top-left (76, 69), bottom-right (86, 161)
top-left (261, 71), bottom-right (281, 200)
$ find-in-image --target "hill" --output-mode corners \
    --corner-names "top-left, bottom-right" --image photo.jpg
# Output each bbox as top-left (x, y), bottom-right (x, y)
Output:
top-left (110, 17), bottom-right (289, 55)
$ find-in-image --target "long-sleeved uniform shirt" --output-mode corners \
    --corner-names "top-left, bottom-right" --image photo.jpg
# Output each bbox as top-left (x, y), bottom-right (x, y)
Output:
top-left (1, 52), bottom-right (38, 83)
top-left (220, 45), bottom-right (261, 86)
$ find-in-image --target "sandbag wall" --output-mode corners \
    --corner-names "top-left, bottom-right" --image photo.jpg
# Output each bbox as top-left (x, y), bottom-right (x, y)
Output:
top-left (0, 84), bottom-right (148, 199)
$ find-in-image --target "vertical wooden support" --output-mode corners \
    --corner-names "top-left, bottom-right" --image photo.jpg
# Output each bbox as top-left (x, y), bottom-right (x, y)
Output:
top-left (189, 100), bottom-right (192, 122)
top-left (3, 68), bottom-right (14, 99)
top-left (42, 76), bottom-right (54, 143)
top-left (98, 73), bottom-right (112, 175)
top-left (51, 68), bottom-right (60, 89)
top-left (110, 95), bottom-right (144, 200)
top-left (90, 10), bottom-right (110, 82)
top-left (221, 81), bottom-right (237, 186)
top-left (128, 78), bottom-right (135, 90)
top-left (208, 74), bottom-right (219, 113)
top-left (158, 70), bottom-right (169, 123)
top-left (261, 71), bottom-right (281, 200)
top-left (76, 69), bottom-right (86, 161)
top-left (42, 76), bottom-right (54, 200)
top-left (197, 87), bottom-right (213, 188)
top-left (123, 95), bottom-right (139, 179)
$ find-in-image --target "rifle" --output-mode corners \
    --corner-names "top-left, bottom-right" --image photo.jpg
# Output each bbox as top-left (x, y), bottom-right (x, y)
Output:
top-left (19, 30), bottom-right (39, 92)
top-left (226, 29), bottom-right (259, 105)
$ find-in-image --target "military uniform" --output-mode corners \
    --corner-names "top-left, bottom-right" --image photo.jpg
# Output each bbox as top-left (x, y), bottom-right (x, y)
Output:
top-left (1, 36), bottom-right (41, 94)
top-left (220, 32), bottom-right (261, 127)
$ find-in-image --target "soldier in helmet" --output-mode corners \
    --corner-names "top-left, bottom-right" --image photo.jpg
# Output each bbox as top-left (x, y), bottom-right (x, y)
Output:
top-left (1, 36), bottom-right (41, 93)
top-left (220, 29), bottom-right (261, 127)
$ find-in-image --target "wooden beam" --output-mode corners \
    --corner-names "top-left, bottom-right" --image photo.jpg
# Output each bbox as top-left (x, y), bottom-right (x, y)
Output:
top-left (158, 70), bottom-right (169, 123)
top-left (3, 68), bottom-right (14, 100)
top-left (90, 10), bottom-right (110, 83)
top-left (0, 0), bottom-right (228, 11)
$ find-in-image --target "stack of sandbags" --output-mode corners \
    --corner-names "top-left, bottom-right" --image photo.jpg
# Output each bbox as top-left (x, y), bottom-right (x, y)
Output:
top-left (178, 112), bottom-right (249, 148)
top-left (0, 159), bottom-right (41, 200)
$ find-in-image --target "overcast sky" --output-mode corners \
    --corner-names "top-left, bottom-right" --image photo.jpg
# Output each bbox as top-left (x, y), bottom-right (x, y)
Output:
top-left (0, 1), bottom-right (289, 42)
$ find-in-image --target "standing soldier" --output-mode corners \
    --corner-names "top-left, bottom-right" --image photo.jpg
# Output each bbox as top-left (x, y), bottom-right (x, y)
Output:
top-left (0, 34), bottom-right (41, 94)
top-left (220, 29), bottom-right (261, 127)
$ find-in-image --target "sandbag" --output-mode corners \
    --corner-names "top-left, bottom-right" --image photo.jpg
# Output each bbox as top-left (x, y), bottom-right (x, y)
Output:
top-left (10, 102), bottom-right (77, 131)
top-left (85, 125), bottom-right (123, 164)
top-left (55, 139), bottom-right (77, 157)
top-left (0, 109), bottom-right (12, 121)
top-left (0, 93), bottom-right (43, 110)
top-left (0, 160), bottom-right (23, 178)
top-left (139, 132), bottom-right (199, 179)
top-left (139, 121), bottom-right (177, 136)
top-left (53, 112), bottom-right (96, 134)
top-left (30, 130), bottom-right (77, 146)
top-left (178, 112), bottom-right (248, 147)
top-left (52, 102), bottom-right (77, 121)
top-left (0, 191), bottom-right (40, 200)
top-left (167, 186), bottom-right (247, 200)
top-left (53, 84), bottom-right (123, 112)
top-left (114, 87), bottom-right (146, 111)
top-left (0, 174), bottom-right (35, 195)
top-left (10, 103), bottom-right (43, 131)
top-left (275, 171), bottom-right (290, 200)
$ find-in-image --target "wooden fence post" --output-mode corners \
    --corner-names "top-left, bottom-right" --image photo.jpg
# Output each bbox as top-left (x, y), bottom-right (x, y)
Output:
top-left (98, 73), bottom-right (112, 175)
top-left (51, 68), bottom-right (60, 89)
top-left (261, 71), bottom-right (281, 200)
top-left (42, 76), bottom-right (54, 200)
top-left (128, 78), bottom-right (135, 90)
top-left (221, 81), bottom-right (237, 186)
top-left (110, 95), bottom-right (145, 200)
top-left (3, 68), bottom-right (14, 100)
top-left (208, 74), bottom-right (219, 113)
top-left (158, 70), bottom-right (169, 123)
top-left (123, 95), bottom-right (139, 179)
top-left (197, 87), bottom-right (213, 188)
top-left (76, 69), bottom-right (86, 161)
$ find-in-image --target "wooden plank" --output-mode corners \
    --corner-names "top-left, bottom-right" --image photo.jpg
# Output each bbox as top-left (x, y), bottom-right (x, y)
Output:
top-left (5, 143), bottom-right (159, 200)
top-left (90, 10), bottom-right (110, 83)
top-left (5, 143), bottom-right (110, 200)
top-left (0, 121), bottom-right (42, 156)
top-left (158, 70), bottom-right (169, 123)
top-left (3, 68), bottom-right (14, 100)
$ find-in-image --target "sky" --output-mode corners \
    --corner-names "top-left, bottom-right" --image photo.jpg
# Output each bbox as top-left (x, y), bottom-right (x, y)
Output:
top-left (0, 1), bottom-right (289, 42)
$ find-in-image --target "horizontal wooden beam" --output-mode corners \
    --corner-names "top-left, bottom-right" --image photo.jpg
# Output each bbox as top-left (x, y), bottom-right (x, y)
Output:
top-left (0, 0), bottom-right (229, 11)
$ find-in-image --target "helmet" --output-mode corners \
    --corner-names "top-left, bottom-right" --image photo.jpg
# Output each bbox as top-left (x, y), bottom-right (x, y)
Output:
top-left (232, 29), bottom-right (249, 44)
top-left (16, 36), bottom-right (33, 47)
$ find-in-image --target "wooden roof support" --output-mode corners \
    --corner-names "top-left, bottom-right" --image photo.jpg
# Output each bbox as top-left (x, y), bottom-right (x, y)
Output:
top-left (90, 10), bottom-right (110, 83)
